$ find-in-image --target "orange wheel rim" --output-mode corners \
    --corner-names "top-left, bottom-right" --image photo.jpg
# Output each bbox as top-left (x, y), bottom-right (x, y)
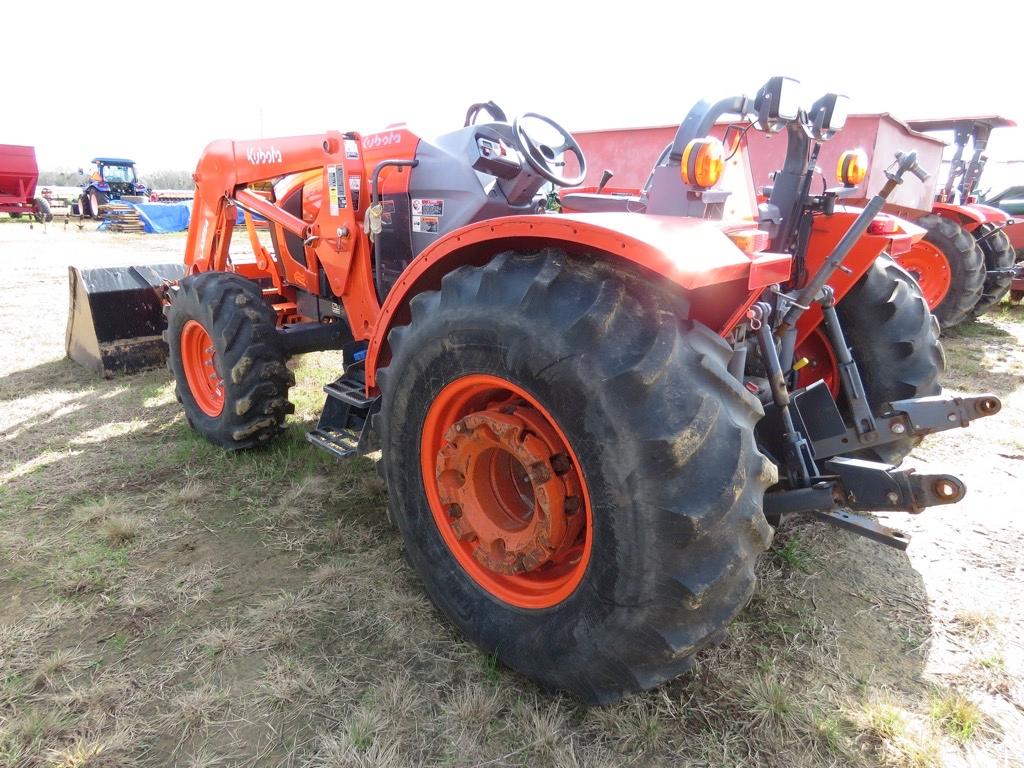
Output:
top-left (421, 374), bottom-right (592, 609)
top-left (794, 327), bottom-right (839, 397)
top-left (896, 241), bottom-right (952, 309)
top-left (180, 320), bottom-right (224, 417)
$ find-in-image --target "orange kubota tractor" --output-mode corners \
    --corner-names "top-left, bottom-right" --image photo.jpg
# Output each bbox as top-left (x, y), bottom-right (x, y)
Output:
top-left (164, 84), bottom-right (999, 703)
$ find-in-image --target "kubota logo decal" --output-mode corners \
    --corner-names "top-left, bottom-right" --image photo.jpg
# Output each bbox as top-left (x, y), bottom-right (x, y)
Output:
top-left (362, 132), bottom-right (402, 150)
top-left (245, 145), bottom-right (282, 165)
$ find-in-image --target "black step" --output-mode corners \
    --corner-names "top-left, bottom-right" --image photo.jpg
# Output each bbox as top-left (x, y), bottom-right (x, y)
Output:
top-left (324, 375), bottom-right (374, 408)
top-left (306, 367), bottom-right (380, 461)
top-left (306, 426), bottom-right (360, 459)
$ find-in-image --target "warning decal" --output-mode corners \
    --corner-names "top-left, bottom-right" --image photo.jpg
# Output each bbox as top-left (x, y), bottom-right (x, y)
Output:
top-left (344, 139), bottom-right (359, 159)
top-left (327, 166), bottom-right (339, 216)
top-left (349, 176), bottom-right (361, 210)
top-left (411, 198), bottom-right (444, 217)
top-left (412, 215), bottom-right (439, 234)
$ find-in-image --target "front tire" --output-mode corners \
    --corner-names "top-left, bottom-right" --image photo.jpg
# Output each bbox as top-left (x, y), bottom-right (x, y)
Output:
top-left (376, 249), bottom-right (775, 703)
top-left (971, 225), bottom-right (1014, 316)
top-left (165, 272), bottom-right (294, 450)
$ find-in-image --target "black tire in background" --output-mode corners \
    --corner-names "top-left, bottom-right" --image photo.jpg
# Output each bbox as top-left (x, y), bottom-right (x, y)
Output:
top-left (971, 225), bottom-right (1015, 316)
top-left (916, 214), bottom-right (985, 329)
top-left (87, 188), bottom-right (108, 218)
top-left (837, 256), bottom-right (944, 465)
top-left (164, 271), bottom-right (294, 450)
top-left (377, 248), bottom-right (775, 703)
top-left (32, 197), bottom-right (52, 223)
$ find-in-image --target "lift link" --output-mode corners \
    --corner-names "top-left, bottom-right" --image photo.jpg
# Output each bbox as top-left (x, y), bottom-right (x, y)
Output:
top-left (818, 285), bottom-right (878, 442)
top-left (749, 302), bottom-right (816, 485)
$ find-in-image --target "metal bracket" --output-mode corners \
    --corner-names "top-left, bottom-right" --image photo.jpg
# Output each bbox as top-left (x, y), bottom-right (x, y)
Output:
top-left (890, 394), bottom-right (1001, 431)
top-left (824, 457), bottom-right (966, 514)
top-left (811, 509), bottom-right (910, 550)
top-left (809, 393), bottom-right (1001, 459)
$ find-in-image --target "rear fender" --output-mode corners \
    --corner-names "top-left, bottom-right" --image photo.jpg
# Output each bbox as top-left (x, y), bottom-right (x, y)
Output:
top-left (932, 202), bottom-right (1009, 232)
top-left (364, 212), bottom-right (791, 390)
top-left (795, 208), bottom-right (924, 345)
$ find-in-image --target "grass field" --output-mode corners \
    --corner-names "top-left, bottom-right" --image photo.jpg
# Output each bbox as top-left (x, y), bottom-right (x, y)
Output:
top-left (1, 219), bottom-right (1023, 767)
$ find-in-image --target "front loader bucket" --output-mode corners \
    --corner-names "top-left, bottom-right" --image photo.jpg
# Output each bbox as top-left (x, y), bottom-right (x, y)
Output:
top-left (65, 263), bottom-right (186, 377)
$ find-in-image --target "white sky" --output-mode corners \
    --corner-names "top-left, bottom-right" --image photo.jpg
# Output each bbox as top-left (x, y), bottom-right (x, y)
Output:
top-left (7, 0), bottom-right (1024, 179)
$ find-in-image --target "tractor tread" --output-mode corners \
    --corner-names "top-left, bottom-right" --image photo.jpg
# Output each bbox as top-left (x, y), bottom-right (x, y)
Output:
top-left (838, 256), bottom-right (945, 464)
top-left (166, 272), bottom-right (293, 450)
top-left (972, 225), bottom-right (1015, 317)
top-left (376, 248), bottom-right (773, 703)
top-left (917, 214), bottom-right (985, 329)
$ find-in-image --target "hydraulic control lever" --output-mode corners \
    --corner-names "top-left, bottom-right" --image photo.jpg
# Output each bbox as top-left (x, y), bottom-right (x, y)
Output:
top-left (776, 150), bottom-right (929, 337)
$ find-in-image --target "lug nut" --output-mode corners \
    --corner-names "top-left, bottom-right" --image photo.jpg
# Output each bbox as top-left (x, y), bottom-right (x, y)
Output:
top-left (890, 422), bottom-right (906, 434)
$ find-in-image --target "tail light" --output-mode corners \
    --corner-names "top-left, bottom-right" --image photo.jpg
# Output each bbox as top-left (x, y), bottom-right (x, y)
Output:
top-left (726, 228), bottom-right (770, 253)
top-left (868, 215), bottom-right (899, 235)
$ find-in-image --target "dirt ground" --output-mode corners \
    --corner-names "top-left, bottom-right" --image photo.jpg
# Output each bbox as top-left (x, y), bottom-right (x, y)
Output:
top-left (1, 217), bottom-right (1023, 768)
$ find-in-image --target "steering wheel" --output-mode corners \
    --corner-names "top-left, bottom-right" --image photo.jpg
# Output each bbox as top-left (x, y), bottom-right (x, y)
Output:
top-left (512, 112), bottom-right (587, 187)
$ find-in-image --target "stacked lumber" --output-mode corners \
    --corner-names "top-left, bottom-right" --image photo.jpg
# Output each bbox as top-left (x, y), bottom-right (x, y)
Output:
top-left (99, 202), bottom-right (145, 233)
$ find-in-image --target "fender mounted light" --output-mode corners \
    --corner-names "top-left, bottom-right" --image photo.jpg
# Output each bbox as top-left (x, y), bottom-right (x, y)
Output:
top-left (681, 138), bottom-right (725, 189)
top-left (837, 149), bottom-right (868, 187)
top-left (726, 228), bottom-right (770, 254)
top-left (867, 214), bottom-right (899, 235)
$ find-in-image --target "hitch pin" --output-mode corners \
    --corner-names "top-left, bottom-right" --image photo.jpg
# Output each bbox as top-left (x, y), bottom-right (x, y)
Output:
top-left (769, 287), bottom-right (810, 311)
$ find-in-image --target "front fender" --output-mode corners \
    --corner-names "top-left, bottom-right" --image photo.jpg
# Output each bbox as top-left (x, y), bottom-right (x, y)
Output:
top-left (364, 212), bottom-right (791, 389)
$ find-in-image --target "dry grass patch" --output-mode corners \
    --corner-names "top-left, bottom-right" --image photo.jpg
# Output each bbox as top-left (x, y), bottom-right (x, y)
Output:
top-left (192, 624), bottom-right (256, 662)
top-left (854, 693), bottom-right (941, 768)
top-left (43, 729), bottom-right (133, 768)
top-left (29, 647), bottom-right (87, 691)
top-left (98, 515), bottom-right (143, 547)
top-left (929, 690), bottom-right (984, 743)
top-left (71, 497), bottom-right (124, 525)
top-left (162, 684), bottom-right (231, 737)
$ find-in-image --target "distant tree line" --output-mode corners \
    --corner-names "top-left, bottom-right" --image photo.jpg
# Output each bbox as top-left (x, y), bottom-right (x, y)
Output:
top-left (38, 168), bottom-right (195, 190)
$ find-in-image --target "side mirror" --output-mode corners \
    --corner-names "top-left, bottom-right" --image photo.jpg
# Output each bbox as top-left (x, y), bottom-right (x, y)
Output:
top-left (754, 76), bottom-right (801, 131)
top-left (809, 93), bottom-right (849, 139)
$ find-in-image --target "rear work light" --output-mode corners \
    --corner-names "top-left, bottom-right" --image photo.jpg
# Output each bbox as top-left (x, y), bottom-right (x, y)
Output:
top-left (836, 149), bottom-right (868, 187)
top-left (681, 138), bottom-right (725, 189)
top-left (726, 228), bottom-right (770, 254)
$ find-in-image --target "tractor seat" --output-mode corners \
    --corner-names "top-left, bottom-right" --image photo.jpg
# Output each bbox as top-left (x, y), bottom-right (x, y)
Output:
top-left (560, 192), bottom-right (646, 214)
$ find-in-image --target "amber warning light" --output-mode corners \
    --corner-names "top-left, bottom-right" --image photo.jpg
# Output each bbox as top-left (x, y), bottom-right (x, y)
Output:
top-left (837, 149), bottom-right (868, 187)
top-left (681, 138), bottom-right (725, 189)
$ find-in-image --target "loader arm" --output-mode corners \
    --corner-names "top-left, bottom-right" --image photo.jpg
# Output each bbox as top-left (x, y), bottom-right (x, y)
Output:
top-left (184, 132), bottom-right (380, 336)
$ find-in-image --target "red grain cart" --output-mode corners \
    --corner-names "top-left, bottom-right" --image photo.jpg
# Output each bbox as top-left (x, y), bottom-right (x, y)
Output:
top-left (0, 144), bottom-right (52, 222)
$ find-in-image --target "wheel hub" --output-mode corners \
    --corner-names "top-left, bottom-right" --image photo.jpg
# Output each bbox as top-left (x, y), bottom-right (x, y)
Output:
top-left (435, 406), bottom-right (583, 576)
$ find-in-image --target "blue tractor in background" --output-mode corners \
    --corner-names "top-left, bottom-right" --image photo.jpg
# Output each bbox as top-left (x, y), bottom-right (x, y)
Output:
top-left (75, 157), bottom-right (150, 218)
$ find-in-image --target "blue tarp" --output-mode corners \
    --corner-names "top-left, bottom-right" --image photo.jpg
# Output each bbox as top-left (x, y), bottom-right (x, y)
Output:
top-left (98, 201), bottom-right (248, 233)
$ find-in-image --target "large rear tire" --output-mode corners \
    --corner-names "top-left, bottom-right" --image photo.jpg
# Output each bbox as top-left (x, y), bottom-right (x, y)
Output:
top-left (905, 214), bottom-right (985, 329)
top-left (376, 249), bottom-right (775, 703)
top-left (836, 256), bottom-right (944, 465)
top-left (971, 225), bottom-right (1014, 316)
top-left (86, 188), bottom-right (108, 218)
top-left (165, 272), bottom-right (294, 450)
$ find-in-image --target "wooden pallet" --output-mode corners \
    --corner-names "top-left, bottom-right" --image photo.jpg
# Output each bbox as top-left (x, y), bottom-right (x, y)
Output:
top-left (98, 202), bottom-right (146, 232)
